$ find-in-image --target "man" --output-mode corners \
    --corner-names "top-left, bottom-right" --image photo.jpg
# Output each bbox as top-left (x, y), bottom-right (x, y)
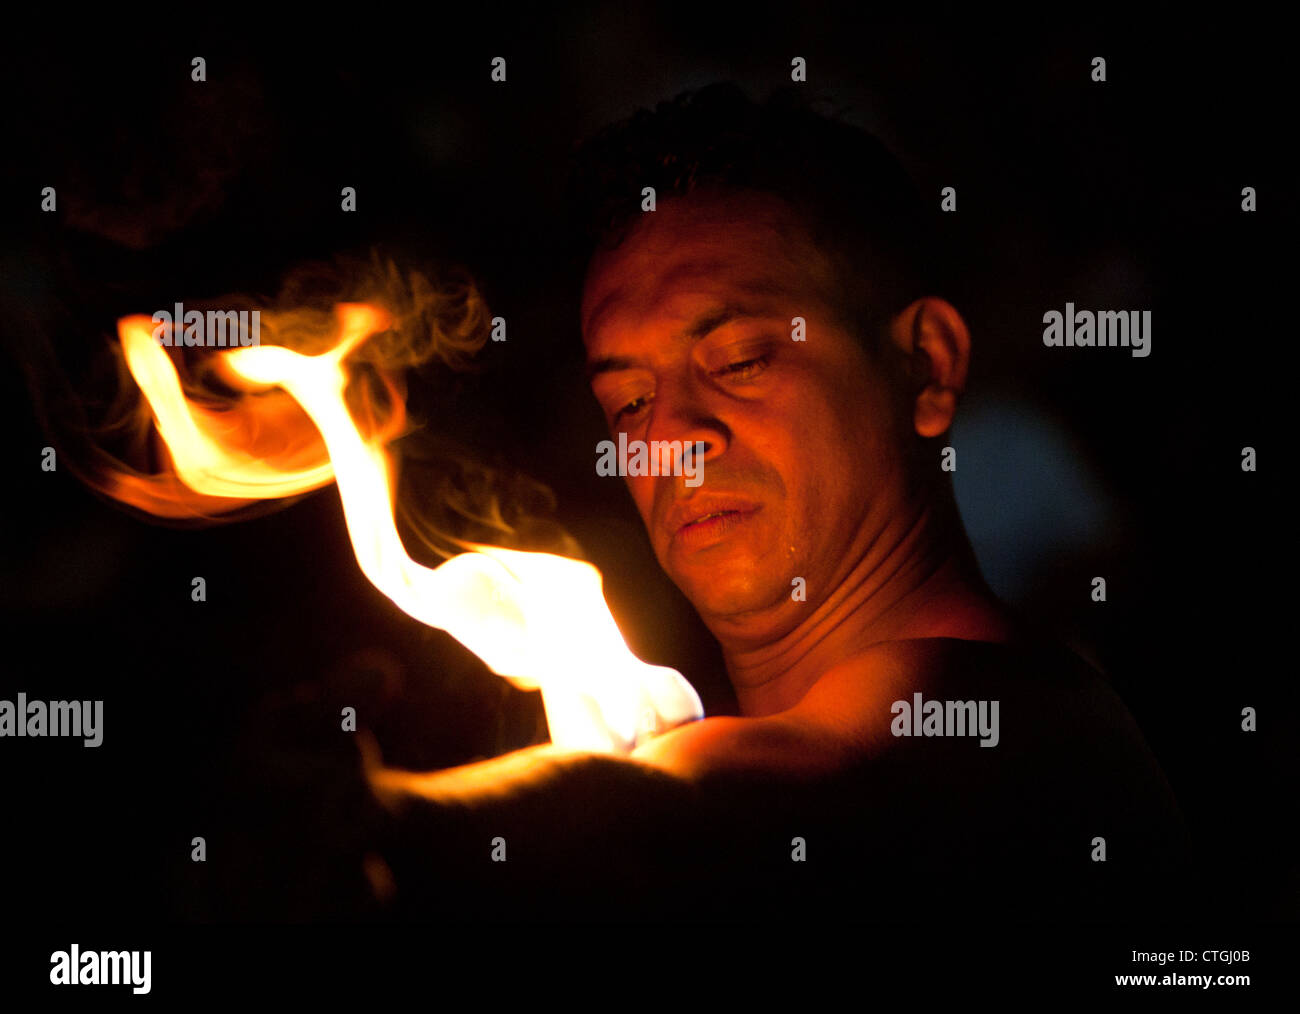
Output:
top-left (368, 83), bottom-right (1190, 920)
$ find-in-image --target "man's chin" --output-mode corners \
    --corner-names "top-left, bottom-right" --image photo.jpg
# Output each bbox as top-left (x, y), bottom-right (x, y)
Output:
top-left (664, 548), bottom-right (785, 620)
top-left (679, 580), bottom-right (789, 625)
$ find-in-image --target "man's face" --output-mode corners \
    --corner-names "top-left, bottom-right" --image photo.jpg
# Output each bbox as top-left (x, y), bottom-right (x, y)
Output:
top-left (581, 190), bottom-right (909, 635)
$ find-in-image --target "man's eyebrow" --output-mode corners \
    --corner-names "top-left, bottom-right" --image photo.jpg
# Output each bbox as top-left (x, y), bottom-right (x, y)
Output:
top-left (585, 354), bottom-right (638, 381)
top-left (585, 304), bottom-right (762, 381)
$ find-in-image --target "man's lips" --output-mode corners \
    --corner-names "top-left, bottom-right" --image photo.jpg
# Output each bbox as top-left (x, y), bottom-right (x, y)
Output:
top-left (666, 499), bottom-right (762, 547)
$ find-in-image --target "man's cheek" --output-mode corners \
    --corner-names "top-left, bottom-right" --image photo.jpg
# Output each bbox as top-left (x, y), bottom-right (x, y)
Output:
top-left (624, 476), bottom-right (659, 529)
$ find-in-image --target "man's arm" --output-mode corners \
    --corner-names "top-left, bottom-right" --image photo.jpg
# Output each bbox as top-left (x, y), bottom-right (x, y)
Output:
top-left (366, 646), bottom-right (900, 804)
top-left (354, 646), bottom-right (918, 918)
top-left (630, 712), bottom-right (848, 781)
top-left (365, 714), bottom-right (833, 805)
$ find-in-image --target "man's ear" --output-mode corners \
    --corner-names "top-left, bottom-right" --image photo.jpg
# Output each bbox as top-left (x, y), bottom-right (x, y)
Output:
top-left (888, 298), bottom-right (971, 438)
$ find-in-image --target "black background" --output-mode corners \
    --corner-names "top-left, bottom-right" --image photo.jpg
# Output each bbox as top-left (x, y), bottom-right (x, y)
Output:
top-left (0, 2), bottom-right (1293, 958)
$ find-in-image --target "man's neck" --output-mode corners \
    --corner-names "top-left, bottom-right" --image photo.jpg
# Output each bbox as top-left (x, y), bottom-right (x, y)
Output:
top-left (715, 501), bottom-right (1012, 717)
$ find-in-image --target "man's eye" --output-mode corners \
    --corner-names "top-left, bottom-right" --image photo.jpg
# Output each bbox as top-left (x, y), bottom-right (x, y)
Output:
top-left (713, 354), bottom-right (771, 381)
top-left (613, 395), bottom-right (651, 422)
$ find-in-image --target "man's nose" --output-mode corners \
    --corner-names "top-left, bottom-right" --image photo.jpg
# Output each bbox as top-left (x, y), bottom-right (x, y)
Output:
top-left (644, 378), bottom-right (729, 463)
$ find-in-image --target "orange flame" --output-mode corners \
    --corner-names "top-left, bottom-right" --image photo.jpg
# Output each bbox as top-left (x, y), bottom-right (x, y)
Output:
top-left (114, 303), bottom-right (702, 753)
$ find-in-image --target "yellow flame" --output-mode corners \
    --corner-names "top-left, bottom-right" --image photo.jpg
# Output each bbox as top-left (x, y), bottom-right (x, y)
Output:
top-left (118, 315), bottom-right (337, 498)
top-left (117, 304), bottom-right (702, 753)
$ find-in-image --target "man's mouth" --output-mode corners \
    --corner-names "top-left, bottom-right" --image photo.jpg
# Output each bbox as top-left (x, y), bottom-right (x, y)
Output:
top-left (669, 501), bottom-right (761, 549)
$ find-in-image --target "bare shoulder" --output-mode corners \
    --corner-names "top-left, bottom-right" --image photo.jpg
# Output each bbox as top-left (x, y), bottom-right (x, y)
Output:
top-left (636, 633), bottom-right (1177, 805)
top-left (796, 635), bottom-right (1186, 845)
top-left (796, 634), bottom-right (1157, 763)
top-left (630, 640), bottom-right (975, 780)
top-left (790, 636), bottom-right (1189, 916)
top-left (794, 636), bottom-right (1011, 732)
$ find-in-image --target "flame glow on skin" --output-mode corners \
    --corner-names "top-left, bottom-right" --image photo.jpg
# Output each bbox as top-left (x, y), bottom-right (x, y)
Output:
top-left (115, 304), bottom-right (702, 753)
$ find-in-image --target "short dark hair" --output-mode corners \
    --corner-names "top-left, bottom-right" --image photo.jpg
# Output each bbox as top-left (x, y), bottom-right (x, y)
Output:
top-left (566, 82), bottom-right (945, 355)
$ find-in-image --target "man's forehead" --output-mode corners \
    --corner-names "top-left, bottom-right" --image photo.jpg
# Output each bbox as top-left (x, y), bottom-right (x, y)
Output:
top-left (580, 191), bottom-right (830, 342)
